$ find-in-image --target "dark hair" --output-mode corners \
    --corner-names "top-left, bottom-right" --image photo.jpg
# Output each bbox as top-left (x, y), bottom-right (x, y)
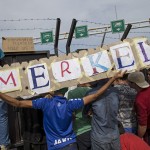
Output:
top-left (54, 87), bottom-right (68, 96)
top-left (89, 80), bottom-right (99, 88)
top-left (89, 78), bottom-right (109, 88)
top-left (97, 78), bottom-right (109, 87)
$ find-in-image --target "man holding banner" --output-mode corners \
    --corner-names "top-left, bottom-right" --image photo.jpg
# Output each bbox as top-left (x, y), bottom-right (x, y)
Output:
top-left (0, 70), bottom-right (125, 150)
top-left (128, 71), bottom-right (150, 146)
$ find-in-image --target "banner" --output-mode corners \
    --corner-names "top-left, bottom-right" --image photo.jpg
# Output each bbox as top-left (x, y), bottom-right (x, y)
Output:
top-left (0, 37), bottom-right (150, 97)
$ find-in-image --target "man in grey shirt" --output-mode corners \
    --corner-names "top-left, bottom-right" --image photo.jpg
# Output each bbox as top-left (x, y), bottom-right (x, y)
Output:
top-left (86, 79), bottom-right (120, 150)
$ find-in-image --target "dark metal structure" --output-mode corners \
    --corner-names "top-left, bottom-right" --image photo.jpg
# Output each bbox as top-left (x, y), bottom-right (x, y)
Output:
top-left (121, 24), bottom-right (132, 41)
top-left (66, 19), bottom-right (77, 55)
top-left (54, 18), bottom-right (61, 57)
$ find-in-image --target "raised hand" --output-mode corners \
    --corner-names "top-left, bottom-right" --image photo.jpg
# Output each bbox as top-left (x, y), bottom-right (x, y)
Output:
top-left (113, 70), bottom-right (127, 79)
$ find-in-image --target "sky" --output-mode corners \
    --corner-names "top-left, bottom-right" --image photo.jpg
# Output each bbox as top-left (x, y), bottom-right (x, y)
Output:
top-left (0, 0), bottom-right (150, 55)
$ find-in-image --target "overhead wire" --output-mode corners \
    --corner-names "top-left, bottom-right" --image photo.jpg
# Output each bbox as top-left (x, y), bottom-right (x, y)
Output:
top-left (0, 28), bottom-right (55, 31)
top-left (72, 43), bottom-right (99, 47)
top-left (77, 19), bottom-right (109, 26)
top-left (0, 18), bottom-right (56, 22)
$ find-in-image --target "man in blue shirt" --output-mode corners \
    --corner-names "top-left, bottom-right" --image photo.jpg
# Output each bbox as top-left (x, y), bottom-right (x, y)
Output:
top-left (32, 89), bottom-right (83, 150)
top-left (0, 71), bottom-right (125, 150)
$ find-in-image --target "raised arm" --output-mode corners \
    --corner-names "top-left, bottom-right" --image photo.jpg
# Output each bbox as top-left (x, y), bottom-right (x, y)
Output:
top-left (0, 92), bottom-right (32, 108)
top-left (83, 70), bottom-right (126, 105)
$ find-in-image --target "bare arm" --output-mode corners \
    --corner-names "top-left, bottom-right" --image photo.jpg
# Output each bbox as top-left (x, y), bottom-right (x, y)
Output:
top-left (0, 92), bottom-right (32, 108)
top-left (138, 125), bottom-right (147, 138)
top-left (83, 70), bottom-right (126, 105)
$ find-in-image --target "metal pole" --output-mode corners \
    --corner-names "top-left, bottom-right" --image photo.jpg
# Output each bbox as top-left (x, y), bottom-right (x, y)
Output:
top-left (66, 19), bottom-right (77, 55)
top-left (121, 24), bottom-right (132, 41)
top-left (101, 28), bottom-right (107, 47)
top-left (54, 18), bottom-right (61, 56)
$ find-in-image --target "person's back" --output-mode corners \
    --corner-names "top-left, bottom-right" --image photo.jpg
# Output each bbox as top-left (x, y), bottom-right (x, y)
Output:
top-left (32, 95), bottom-right (84, 150)
top-left (87, 83), bottom-right (120, 150)
top-left (68, 87), bottom-right (91, 150)
top-left (115, 84), bottom-right (137, 133)
top-left (67, 87), bottom-right (91, 136)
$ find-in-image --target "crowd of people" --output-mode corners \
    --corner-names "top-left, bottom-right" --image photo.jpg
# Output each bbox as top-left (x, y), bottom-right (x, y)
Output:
top-left (0, 69), bottom-right (150, 150)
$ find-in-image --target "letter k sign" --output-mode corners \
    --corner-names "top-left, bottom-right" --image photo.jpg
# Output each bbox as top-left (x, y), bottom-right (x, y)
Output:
top-left (88, 52), bottom-right (109, 75)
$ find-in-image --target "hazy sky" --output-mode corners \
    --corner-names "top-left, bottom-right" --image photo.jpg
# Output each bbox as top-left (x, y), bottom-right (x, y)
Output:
top-left (0, 0), bottom-right (149, 55)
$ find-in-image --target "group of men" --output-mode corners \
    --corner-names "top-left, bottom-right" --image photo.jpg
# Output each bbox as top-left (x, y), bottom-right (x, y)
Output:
top-left (0, 69), bottom-right (150, 150)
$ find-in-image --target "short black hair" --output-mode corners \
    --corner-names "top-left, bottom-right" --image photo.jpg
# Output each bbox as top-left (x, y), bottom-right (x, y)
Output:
top-left (54, 87), bottom-right (68, 96)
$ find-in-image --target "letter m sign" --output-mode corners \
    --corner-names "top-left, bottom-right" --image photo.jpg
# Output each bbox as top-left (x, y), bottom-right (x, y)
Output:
top-left (0, 68), bottom-right (22, 93)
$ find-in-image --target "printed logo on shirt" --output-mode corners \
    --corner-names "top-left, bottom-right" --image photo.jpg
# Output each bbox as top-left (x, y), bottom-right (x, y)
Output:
top-left (69, 98), bottom-right (82, 101)
top-left (54, 137), bottom-right (72, 145)
top-left (57, 102), bottom-right (61, 107)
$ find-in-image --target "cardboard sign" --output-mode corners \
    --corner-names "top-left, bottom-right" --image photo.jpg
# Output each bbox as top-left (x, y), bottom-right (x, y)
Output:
top-left (0, 37), bottom-right (150, 97)
top-left (2, 37), bottom-right (35, 52)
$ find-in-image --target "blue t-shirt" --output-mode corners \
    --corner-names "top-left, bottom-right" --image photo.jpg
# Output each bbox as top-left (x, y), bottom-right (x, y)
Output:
top-left (32, 96), bottom-right (84, 150)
